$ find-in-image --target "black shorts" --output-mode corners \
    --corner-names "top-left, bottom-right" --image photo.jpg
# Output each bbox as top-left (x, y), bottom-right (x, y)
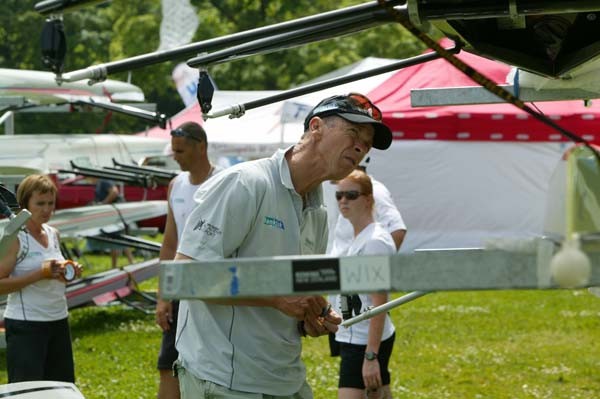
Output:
top-left (157, 300), bottom-right (180, 370)
top-left (338, 332), bottom-right (395, 389)
top-left (5, 317), bottom-right (75, 383)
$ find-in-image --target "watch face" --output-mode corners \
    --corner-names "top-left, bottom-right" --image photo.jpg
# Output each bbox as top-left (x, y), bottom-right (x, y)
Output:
top-left (365, 351), bottom-right (377, 361)
top-left (63, 263), bottom-right (76, 281)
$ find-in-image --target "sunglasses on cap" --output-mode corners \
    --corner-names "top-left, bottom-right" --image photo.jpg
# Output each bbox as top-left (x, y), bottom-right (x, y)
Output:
top-left (308, 93), bottom-right (383, 123)
top-left (304, 92), bottom-right (392, 150)
top-left (346, 92), bottom-right (383, 121)
top-left (171, 128), bottom-right (202, 142)
top-left (335, 190), bottom-right (365, 201)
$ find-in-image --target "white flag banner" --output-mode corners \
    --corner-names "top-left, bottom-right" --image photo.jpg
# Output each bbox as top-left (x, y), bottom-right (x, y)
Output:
top-left (158, 0), bottom-right (199, 51)
top-left (280, 101), bottom-right (313, 124)
top-left (172, 63), bottom-right (199, 107)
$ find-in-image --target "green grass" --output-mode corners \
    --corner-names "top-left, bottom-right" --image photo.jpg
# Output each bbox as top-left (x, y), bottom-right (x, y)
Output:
top-left (1, 249), bottom-right (599, 398)
top-left (305, 290), bottom-right (600, 398)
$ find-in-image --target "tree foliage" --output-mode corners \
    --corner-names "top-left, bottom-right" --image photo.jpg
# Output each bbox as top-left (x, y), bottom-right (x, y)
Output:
top-left (1, 0), bottom-right (427, 134)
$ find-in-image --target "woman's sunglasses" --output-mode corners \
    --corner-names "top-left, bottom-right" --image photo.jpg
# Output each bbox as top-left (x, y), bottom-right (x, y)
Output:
top-left (335, 190), bottom-right (365, 201)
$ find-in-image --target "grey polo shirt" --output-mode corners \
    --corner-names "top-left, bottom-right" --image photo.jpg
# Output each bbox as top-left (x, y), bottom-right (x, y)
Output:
top-left (176, 147), bottom-right (328, 395)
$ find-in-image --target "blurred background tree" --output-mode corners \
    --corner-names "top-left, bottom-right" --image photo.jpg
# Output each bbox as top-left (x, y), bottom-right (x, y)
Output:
top-left (0, 0), bottom-right (426, 134)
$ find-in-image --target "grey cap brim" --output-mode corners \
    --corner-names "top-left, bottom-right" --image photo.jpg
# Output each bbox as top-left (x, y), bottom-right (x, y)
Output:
top-left (336, 112), bottom-right (392, 150)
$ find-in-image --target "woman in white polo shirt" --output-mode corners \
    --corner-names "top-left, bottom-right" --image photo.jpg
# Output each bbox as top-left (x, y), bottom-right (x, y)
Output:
top-left (0, 174), bottom-right (82, 383)
top-left (332, 169), bottom-right (396, 399)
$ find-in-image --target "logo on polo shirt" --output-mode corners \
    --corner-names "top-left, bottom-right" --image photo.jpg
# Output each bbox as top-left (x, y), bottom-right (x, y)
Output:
top-left (193, 219), bottom-right (205, 230)
top-left (264, 216), bottom-right (285, 230)
top-left (193, 219), bottom-right (222, 237)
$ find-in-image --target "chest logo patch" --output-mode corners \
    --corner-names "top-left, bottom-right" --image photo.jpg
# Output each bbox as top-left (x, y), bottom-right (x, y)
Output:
top-left (264, 216), bottom-right (285, 230)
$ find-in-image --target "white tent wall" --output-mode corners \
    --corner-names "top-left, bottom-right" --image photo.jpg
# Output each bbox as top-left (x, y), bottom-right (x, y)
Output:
top-left (202, 94), bottom-right (572, 255)
top-left (203, 90), bottom-right (300, 160)
top-left (351, 141), bottom-right (571, 253)
top-left (158, 57), bottom-right (575, 254)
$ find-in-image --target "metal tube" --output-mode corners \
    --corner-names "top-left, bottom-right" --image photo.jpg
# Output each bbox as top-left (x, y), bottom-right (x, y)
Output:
top-left (417, 0), bottom-right (600, 21)
top-left (35, 0), bottom-right (110, 15)
top-left (60, 0), bottom-right (404, 82)
top-left (111, 159), bottom-right (177, 180)
top-left (187, 10), bottom-right (393, 67)
top-left (0, 111), bottom-right (15, 135)
top-left (203, 46), bottom-right (456, 120)
top-left (340, 291), bottom-right (429, 328)
top-left (75, 99), bottom-right (166, 128)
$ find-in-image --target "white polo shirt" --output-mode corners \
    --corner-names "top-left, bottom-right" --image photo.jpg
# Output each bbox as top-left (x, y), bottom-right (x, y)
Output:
top-left (329, 177), bottom-right (406, 256)
top-left (176, 147), bottom-right (328, 395)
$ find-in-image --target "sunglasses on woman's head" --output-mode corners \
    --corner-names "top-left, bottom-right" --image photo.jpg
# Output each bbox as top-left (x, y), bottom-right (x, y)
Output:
top-left (335, 190), bottom-right (364, 201)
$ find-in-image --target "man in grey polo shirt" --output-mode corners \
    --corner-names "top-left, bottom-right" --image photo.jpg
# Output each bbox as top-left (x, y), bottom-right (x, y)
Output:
top-left (174, 93), bottom-right (393, 398)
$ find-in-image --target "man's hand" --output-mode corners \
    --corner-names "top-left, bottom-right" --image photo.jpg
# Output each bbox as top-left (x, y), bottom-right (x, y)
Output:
top-left (274, 295), bottom-right (329, 320)
top-left (302, 306), bottom-right (342, 337)
top-left (155, 299), bottom-right (173, 331)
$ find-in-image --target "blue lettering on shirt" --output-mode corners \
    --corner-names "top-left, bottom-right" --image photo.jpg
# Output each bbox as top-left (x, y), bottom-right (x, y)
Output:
top-left (264, 216), bottom-right (285, 230)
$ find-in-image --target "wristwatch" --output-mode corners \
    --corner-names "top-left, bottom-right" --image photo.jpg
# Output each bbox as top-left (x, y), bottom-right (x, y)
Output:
top-left (364, 351), bottom-right (378, 361)
top-left (61, 260), bottom-right (77, 282)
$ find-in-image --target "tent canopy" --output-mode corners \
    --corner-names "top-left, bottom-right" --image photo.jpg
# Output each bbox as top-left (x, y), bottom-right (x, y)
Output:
top-left (369, 43), bottom-right (600, 144)
top-left (143, 45), bottom-right (600, 148)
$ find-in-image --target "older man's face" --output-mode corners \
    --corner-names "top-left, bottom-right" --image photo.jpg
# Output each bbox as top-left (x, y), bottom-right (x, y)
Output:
top-left (320, 117), bottom-right (374, 180)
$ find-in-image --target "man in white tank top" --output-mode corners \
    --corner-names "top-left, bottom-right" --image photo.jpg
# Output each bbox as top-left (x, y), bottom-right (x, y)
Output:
top-left (155, 122), bottom-right (221, 399)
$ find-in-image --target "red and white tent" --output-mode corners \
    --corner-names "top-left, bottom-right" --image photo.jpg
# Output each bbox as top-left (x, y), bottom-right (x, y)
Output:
top-left (142, 45), bottom-right (600, 252)
top-left (370, 39), bottom-right (600, 144)
top-left (358, 44), bottom-right (600, 252)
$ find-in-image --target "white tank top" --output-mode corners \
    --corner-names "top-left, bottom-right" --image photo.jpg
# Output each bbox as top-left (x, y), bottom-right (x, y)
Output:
top-left (4, 224), bottom-right (68, 321)
top-left (170, 168), bottom-right (221, 239)
top-left (333, 223), bottom-right (396, 345)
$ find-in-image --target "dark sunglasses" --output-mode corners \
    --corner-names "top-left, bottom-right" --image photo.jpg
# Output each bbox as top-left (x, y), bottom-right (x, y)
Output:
top-left (335, 190), bottom-right (365, 201)
top-left (170, 128), bottom-right (202, 142)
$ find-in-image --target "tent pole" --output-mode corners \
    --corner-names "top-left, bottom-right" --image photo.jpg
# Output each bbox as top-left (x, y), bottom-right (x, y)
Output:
top-left (203, 45), bottom-right (459, 120)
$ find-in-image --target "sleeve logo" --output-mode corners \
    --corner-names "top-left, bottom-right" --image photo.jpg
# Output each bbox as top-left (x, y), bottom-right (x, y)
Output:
top-left (192, 219), bottom-right (222, 236)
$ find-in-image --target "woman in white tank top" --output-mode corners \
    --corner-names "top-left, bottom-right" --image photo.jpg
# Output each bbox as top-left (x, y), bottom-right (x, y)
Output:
top-left (0, 175), bottom-right (82, 383)
top-left (332, 169), bottom-right (396, 399)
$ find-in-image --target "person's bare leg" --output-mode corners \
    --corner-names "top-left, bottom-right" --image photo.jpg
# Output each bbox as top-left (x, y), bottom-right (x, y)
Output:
top-left (111, 250), bottom-right (119, 269)
top-left (338, 387), bottom-right (366, 399)
top-left (158, 369), bottom-right (180, 399)
top-left (381, 385), bottom-right (392, 399)
top-left (125, 248), bottom-right (134, 264)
